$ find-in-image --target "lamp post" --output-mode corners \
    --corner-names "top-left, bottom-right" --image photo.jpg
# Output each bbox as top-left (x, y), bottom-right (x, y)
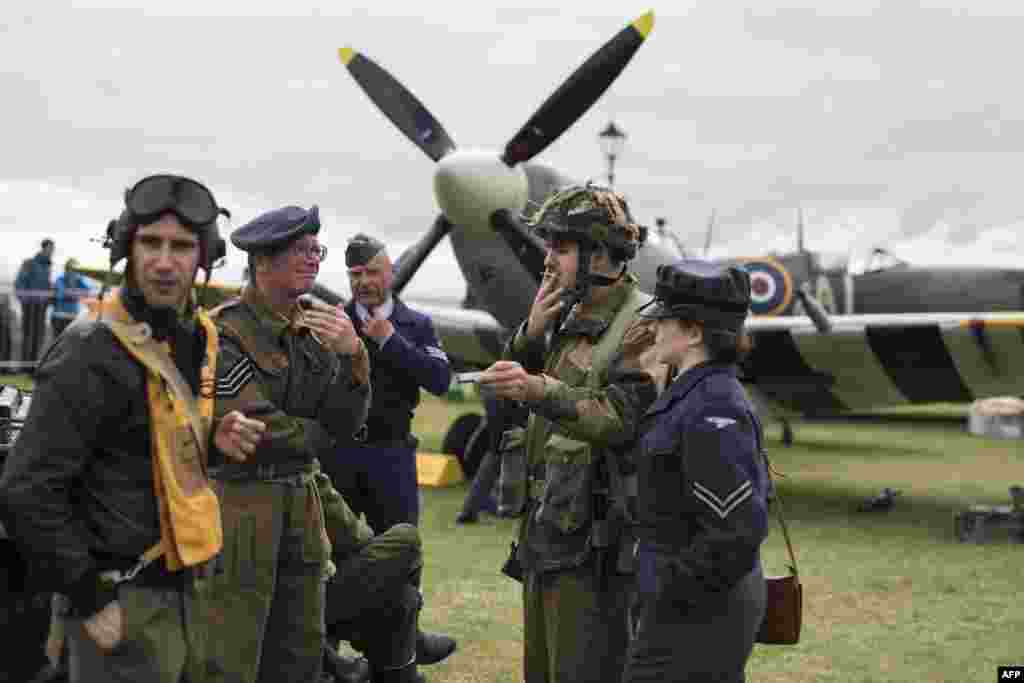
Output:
top-left (598, 121), bottom-right (627, 188)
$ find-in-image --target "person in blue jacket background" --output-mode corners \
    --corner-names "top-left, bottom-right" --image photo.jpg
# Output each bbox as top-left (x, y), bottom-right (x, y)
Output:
top-left (324, 233), bottom-right (456, 667)
top-left (15, 238), bottom-right (55, 364)
top-left (50, 258), bottom-right (94, 338)
top-left (624, 258), bottom-right (770, 683)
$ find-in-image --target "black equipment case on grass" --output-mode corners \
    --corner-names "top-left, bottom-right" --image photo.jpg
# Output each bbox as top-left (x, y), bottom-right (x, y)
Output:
top-left (0, 384), bottom-right (53, 682)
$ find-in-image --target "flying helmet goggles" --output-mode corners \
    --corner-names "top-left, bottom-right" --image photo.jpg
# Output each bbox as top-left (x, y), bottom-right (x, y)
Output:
top-left (523, 183), bottom-right (646, 260)
top-left (106, 174), bottom-right (229, 271)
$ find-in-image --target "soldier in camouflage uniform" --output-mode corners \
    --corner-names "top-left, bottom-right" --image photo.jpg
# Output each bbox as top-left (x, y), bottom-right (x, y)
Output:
top-left (208, 205), bottom-right (372, 683)
top-left (479, 184), bottom-right (667, 683)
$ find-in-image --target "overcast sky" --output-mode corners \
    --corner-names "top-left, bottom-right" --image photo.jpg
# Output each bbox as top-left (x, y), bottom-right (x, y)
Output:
top-left (3, 1), bottom-right (1024, 301)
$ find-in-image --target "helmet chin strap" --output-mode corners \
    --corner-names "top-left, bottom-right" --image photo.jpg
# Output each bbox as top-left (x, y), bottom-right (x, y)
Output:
top-left (585, 263), bottom-right (627, 288)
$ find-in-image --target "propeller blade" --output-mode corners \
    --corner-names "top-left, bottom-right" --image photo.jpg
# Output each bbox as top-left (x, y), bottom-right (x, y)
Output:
top-left (339, 47), bottom-right (457, 162)
top-left (392, 215), bottom-right (453, 296)
top-left (703, 209), bottom-right (716, 258)
top-left (500, 11), bottom-right (655, 166)
top-left (796, 206), bottom-right (805, 254)
top-left (490, 209), bottom-right (546, 283)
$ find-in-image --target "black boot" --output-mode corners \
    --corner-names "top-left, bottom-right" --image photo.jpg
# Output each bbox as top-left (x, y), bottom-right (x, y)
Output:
top-left (416, 630), bottom-right (456, 665)
top-left (322, 644), bottom-right (371, 683)
top-left (455, 510), bottom-right (478, 524)
top-left (372, 663), bottom-right (424, 683)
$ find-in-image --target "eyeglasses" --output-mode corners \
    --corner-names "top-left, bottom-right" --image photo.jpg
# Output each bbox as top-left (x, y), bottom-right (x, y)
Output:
top-left (289, 242), bottom-right (328, 262)
top-left (125, 174), bottom-right (226, 228)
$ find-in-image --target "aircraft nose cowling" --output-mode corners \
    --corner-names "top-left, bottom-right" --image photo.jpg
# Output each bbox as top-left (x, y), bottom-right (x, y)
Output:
top-left (434, 149), bottom-right (529, 231)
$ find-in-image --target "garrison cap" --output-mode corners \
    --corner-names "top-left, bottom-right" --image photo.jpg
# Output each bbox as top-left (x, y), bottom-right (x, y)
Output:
top-left (345, 233), bottom-right (387, 267)
top-left (638, 258), bottom-right (751, 332)
top-left (231, 205), bottom-right (320, 252)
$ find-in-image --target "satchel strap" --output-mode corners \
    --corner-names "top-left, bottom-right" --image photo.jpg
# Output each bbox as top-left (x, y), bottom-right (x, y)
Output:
top-left (749, 411), bottom-right (799, 578)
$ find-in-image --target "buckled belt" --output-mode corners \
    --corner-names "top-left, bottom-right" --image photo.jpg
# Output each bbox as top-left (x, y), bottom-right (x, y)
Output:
top-left (211, 460), bottom-right (315, 482)
top-left (351, 423), bottom-right (410, 445)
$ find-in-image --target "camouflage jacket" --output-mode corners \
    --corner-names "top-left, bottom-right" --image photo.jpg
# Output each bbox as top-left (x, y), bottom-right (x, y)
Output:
top-left (211, 286), bottom-right (371, 469)
top-left (505, 275), bottom-right (666, 574)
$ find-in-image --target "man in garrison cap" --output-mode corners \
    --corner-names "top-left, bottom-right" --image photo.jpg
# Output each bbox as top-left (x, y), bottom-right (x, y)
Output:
top-left (320, 232), bottom-right (457, 667)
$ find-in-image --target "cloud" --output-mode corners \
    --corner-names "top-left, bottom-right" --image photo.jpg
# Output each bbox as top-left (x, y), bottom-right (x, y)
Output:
top-left (3, 0), bottom-right (1024, 297)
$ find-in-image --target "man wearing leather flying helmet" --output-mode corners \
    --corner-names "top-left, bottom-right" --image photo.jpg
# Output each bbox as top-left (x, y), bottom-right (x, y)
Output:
top-left (205, 205), bottom-right (397, 683)
top-left (478, 183), bottom-right (667, 683)
top-left (625, 259), bottom-right (770, 683)
top-left (0, 173), bottom-right (255, 683)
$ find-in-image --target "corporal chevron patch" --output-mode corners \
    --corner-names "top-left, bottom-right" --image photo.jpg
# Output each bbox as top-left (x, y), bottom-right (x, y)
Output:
top-left (217, 356), bottom-right (254, 398)
top-left (693, 480), bottom-right (752, 519)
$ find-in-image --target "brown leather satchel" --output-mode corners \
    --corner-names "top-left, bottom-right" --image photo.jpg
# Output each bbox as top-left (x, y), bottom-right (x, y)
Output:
top-left (756, 464), bottom-right (802, 645)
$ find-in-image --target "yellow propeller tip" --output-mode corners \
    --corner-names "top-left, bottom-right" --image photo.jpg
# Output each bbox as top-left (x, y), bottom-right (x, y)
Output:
top-left (338, 47), bottom-right (356, 65)
top-left (632, 10), bottom-right (655, 38)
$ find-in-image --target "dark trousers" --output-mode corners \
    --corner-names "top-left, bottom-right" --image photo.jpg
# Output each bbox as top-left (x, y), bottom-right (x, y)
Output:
top-left (51, 317), bottom-right (72, 339)
top-left (622, 564), bottom-right (765, 683)
top-left (327, 440), bottom-right (420, 533)
top-left (459, 448), bottom-right (500, 518)
top-left (21, 302), bottom-right (47, 363)
top-left (325, 524), bottom-right (422, 672)
top-left (317, 471), bottom-right (422, 672)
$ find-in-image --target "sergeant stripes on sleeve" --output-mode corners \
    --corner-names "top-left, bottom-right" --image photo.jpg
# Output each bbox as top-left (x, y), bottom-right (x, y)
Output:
top-left (217, 356), bottom-right (255, 398)
top-left (692, 480), bottom-right (752, 520)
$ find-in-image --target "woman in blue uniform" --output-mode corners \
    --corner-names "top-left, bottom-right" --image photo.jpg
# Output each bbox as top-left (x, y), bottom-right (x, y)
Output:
top-left (624, 259), bottom-right (770, 683)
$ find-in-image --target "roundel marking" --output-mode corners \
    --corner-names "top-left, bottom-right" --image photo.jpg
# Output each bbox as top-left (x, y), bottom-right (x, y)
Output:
top-left (735, 256), bottom-right (794, 316)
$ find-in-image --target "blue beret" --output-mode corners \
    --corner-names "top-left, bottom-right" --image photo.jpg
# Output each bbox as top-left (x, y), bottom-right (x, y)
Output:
top-left (231, 205), bottom-right (320, 252)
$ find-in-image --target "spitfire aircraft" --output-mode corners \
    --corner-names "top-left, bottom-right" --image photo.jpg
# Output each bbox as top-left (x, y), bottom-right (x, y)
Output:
top-left (69, 11), bottom-right (1024, 457)
top-left (324, 11), bottom-right (1023, 444)
top-left (717, 210), bottom-right (1024, 319)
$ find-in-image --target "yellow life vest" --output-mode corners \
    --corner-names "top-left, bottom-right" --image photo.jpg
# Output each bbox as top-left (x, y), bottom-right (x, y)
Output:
top-left (89, 289), bottom-right (223, 571)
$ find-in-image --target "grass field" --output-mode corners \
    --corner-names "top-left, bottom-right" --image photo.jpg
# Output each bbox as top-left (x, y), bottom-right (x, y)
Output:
top-left (7, 376), bottom-right (1020, 681)
top-left (410, 392), bottom-right (1023, 683)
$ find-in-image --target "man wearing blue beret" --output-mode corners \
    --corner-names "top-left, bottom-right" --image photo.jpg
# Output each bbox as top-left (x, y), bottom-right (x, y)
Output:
top-left (207, 204), bottom-right (377, 683)
top-left (321, 233), bottom-right (457, 667)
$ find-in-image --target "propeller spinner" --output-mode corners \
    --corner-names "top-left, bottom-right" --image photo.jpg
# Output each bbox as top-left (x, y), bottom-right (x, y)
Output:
top-left (338, 11), bottom-right (655, 294)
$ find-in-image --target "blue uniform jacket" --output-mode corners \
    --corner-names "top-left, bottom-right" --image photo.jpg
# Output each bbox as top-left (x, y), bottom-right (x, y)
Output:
top-left (345, 298), bottom-right (451, 441)
top-left (15, 253), bottom-right (52, 305)
top-left (51, 273), bottom-right (92, 320)
top-left (634, 361), bottom-right (770, 605)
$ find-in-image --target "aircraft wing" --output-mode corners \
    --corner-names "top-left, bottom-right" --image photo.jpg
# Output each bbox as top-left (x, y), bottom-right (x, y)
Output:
top-left (71, 266), bottom-right (242, 308)
top-left (743, 312), bottom-right (1024, 413)
top-left (419, 304), bottom-right (1024, 414)
top-left (406, 300), bottom-right (508, 369)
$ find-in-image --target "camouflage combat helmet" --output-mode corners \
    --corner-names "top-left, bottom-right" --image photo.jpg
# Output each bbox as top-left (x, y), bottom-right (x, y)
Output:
top-left (523, 183), bottom-right (646, 260)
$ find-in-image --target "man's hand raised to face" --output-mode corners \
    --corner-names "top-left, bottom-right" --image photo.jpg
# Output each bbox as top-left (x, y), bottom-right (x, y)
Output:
top-left (363, 307), bottom-right (394, 345)
top-left (525, 272), bottom-right (565, 341)
top-left (301, 299), bottom-right (361, 356)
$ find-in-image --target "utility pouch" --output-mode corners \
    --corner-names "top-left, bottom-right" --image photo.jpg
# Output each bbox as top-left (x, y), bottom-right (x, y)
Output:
top-left (591, 518), bottom-right (612, 550)
top-left (496, 426), bottom-right (527, 518)
top-left (501, 541), bottom-right (524, 583)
